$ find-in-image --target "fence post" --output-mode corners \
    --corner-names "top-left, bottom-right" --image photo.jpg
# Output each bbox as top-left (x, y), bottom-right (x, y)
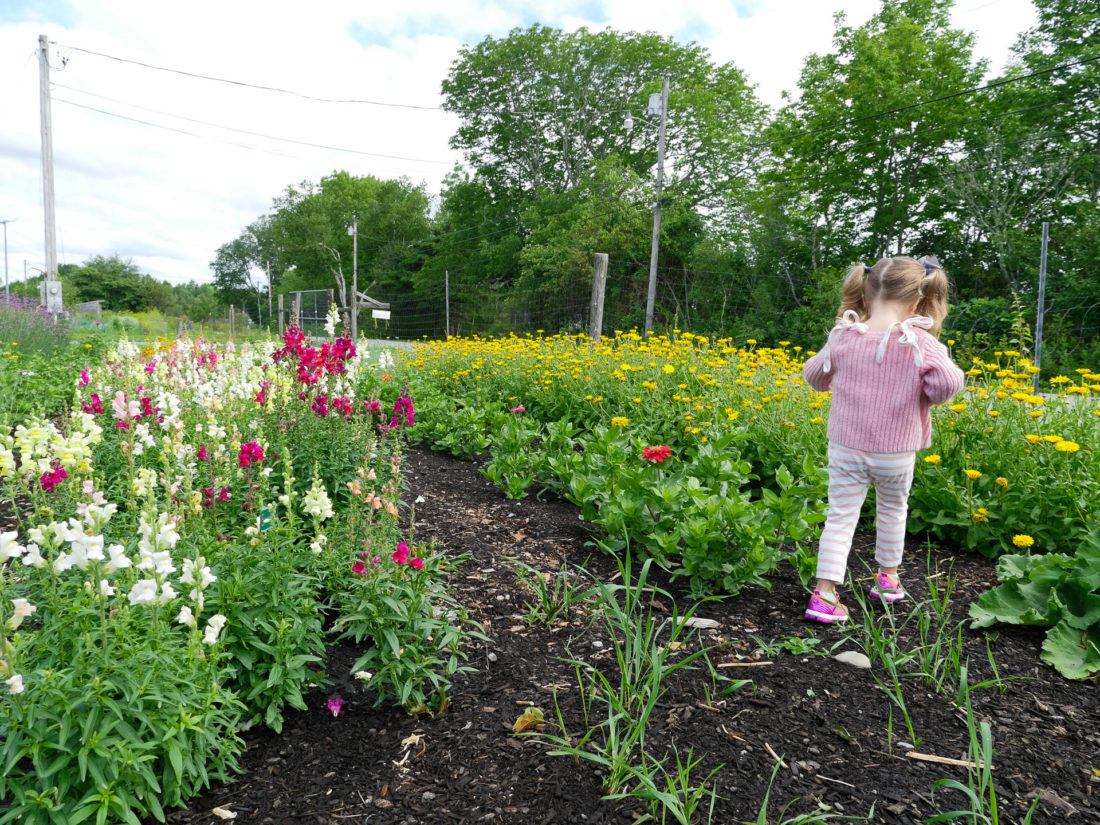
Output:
top-left (1032, 221), bottom-right (1049, 395)
top-left (230, 305), bottom-right (235, 338)
top-left (445, 270), bottom-right (450, 338)
top-left (295, 293), bottom-right (302, 328)
top-left (589, 253), bottom-right (608, 342)
top-left (278, 294), bottom-right (284, 336)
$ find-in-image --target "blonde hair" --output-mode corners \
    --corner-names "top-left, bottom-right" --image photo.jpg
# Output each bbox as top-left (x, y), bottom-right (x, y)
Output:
top-left (838, 255), bottom-right (950, 336)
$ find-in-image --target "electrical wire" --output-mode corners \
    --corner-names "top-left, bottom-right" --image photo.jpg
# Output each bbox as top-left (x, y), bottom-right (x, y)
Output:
top-left (52, 83), bottom-right (456, 165)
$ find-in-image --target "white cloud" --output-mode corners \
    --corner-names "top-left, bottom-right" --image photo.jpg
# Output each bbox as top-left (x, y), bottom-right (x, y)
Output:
top-left (0, 0), bottom-right (1037, 288)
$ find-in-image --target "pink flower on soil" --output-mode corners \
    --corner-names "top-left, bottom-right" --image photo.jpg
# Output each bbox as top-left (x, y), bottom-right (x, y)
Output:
top-left (327, 697), bottom-right (344, 717)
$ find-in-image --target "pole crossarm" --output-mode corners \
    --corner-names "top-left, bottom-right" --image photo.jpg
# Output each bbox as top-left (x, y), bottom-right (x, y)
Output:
top-left (355, 291), bottom-right (390, 310)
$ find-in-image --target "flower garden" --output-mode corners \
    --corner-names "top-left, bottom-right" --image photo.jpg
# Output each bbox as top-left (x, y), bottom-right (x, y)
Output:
top-left (1, 307), bottom-right (1098, 823)
top-left (0, 311), bottom-right (475, 824)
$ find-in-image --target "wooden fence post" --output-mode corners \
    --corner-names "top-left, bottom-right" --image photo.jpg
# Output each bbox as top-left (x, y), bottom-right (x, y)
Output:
top-left (230, 305), bottom-right (235, 338)
top-left (278, 294), bottom-right (284, 336)
top-left (589, 253), bottom-right (608, 342)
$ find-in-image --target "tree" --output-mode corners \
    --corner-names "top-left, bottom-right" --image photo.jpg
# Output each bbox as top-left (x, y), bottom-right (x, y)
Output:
top-left (765, 0), bottom-right (987, 261)
top-left (441, 25), bottom-right (768, 231)
top-left (267, 172), bottom-right (431, 318)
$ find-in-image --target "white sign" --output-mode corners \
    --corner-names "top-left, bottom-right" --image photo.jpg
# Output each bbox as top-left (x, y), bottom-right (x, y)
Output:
top-left (372, 309), bottom-right (391, 320)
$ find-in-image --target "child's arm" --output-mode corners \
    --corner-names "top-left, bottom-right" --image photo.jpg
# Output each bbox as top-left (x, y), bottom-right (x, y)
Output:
top-left (920, 339), bottom-right (966, 404)
top-left (802, 349), bottom-right (833, 391)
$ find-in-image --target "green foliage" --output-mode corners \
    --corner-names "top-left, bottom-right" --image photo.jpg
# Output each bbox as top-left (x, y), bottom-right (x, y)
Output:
top-left (969, 527), bottom-right (1100, 679)
top-left (331, 544), bottom-right (480, 714)
top-left (209, 534), bottom-right (328, 733)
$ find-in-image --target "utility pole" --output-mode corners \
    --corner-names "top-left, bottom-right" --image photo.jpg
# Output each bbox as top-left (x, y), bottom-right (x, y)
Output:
top-left (1032, 222), bottom-right (1050, 395)
top-left (348, 216), bottom-right (358, 342)
top-left (0, 219), bottom-right (13, 300)
top-left (38, 35), bottom-right (57, 279)
top-left (644, 77), bottom-right (669, 337)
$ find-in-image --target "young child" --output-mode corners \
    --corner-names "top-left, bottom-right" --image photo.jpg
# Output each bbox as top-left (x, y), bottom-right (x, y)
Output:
top-left (802, 255), bottom-right (965, 623)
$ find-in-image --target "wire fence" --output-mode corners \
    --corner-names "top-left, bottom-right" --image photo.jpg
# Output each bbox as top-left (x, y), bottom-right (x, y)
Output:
top-left (350, 259), bottom-right (1099, 373)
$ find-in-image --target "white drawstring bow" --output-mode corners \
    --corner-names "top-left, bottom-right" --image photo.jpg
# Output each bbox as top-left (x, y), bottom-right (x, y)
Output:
top-left (820, 310), bottom-right (868, 373)
top-left (876, 316), bottom-right (934, 366)
top-left (820, 311), bottom-right (932, 373)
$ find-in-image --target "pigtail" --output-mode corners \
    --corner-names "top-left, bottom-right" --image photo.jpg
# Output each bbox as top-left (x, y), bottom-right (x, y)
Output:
top-left (916, 266), bottom-right (949, 337)
top-left (838, 263), bottom-right (870, 321)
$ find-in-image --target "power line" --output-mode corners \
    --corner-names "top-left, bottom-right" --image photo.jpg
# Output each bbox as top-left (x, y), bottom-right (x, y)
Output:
top-left (52, 83), bottom-right (456, 166)
top-left (53, 98), bottom-right (303, 159)
top-left (741, 52), bottom-right (1100, 154)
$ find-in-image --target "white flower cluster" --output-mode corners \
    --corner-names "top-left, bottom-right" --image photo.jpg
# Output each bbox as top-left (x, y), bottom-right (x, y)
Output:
top-left (303, 476), bottom-right (334, 521)
top-left (324, 303), bottom-right (340, 337)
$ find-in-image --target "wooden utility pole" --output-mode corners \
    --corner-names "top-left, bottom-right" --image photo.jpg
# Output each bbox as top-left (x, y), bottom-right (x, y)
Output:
top-left (643, 77), bottom-right (669, 337)
top-left (350, 216), bottom-right (359, 341)
top-left (1032, 222), bottom-right (1050, 395)
top-left (589, 253), bottom-right (608, 341)
top-left (38, 35), bottom-right (57, 279)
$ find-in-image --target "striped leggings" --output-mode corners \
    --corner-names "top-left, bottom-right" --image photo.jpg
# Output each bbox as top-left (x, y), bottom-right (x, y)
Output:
top-left (815, 442), bottom-right (916, 584)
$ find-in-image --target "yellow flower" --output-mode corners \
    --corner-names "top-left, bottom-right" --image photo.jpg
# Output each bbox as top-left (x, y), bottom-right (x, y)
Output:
top-left (1024, 434), bottom-right (1041, 444)
top-left (950, 403), bottom-right (967, 413)
top-left (947, 339), bottom-right (955, 346)
top-left (610, 416), bottom-right (629, 427)
top-left (924, 455), bottom-right (942, 465)
top-left (662, 364), bottom-right (675, 374)
top-left (1054, 440), bottom-right (1080, 453)
top-left (810, 417), bottom-right (824, 424)
top-left (746, 339), bottom-right (756, 345)
top-left (995, 477), bottom-right (1008, 488)
top-left (971, 508), bottom-right (988, 522)
top-left (1043, 435), bottom-right (1063, 443)
top-left (1028, 410), bottom-right (1043, 418)
top-left (987, 410), bottom-right (1000, 417)
top-left (1012, 534), bottom-right (1035, 548)
top-left (964, 469), bottom-right (982, 480)
top-left (1048, 375), bottom-right (1071, 384)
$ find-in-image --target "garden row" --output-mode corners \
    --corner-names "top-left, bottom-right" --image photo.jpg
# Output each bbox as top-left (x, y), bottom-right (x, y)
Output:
top-left (395, 331), bottom-right (1100, 679)
top-left (0, 314), bottom-right (474, 824)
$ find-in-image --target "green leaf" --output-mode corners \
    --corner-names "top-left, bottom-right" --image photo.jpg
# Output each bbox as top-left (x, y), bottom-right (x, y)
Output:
top-left (1040, 622), bottom-right (1100, 680)
top-left (968, 580), bottom-right (1057, 628)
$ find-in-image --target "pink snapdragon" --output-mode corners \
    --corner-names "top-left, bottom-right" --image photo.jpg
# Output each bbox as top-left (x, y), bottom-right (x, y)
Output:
top-left (327, 697), bottom-right (344, 717)
top-left (40, 464), bottom-right (68, 492)
top-left (238, 442), bottom-right (265, 468)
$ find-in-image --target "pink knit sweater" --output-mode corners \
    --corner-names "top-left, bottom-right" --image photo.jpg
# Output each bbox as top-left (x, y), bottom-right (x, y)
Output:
top-left (803, 317), bottom-right (966, 453)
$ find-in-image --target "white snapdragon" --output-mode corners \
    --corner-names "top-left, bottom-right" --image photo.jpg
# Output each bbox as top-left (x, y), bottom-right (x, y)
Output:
top-left (21, 543), bottom-right (45, 568)
top-left (177, 605), bottom-right (196, 628)
top-left (0, 531), bottom-right (25, 561)
top-left (202, 614), bottom-right (227, 645)
top-left (127, 579), bottom-right (158, 607)
top-left (323, 303), bottom-right (340, 337)
top-left (104, 544), bottom-right (132, 575)
top-left (68, 532), bottom-right (105, 571)
top-left (303, 477), bottom-right (334, 521)
top-left (5, 674), bottom-right (24, 695)
top-left (99, 580), bottom-right (116, 598)
top-left (158, 582), bottom-right (177, 605)
top-left (7, 598), bottom-right (37, 630)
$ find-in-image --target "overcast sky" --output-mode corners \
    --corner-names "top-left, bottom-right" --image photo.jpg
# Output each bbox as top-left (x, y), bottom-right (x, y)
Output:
top-left (0, 0), bottom-right (1038, 288)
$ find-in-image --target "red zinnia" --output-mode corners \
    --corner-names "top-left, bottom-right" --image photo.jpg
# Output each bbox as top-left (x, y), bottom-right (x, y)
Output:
top-left (642, 445), bottom-right (672, 463)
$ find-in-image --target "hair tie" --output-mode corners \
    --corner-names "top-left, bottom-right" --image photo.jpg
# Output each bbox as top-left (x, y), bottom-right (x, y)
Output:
top-left (863, 266), bottom-right (871, 275)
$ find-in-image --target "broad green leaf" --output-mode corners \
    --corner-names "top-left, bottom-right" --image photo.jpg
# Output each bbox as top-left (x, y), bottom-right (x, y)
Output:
top-left (1040, 622), bottom-right (1100, 680)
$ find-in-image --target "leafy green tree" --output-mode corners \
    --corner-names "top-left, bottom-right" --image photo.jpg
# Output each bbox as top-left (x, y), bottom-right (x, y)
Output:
top-left (765, 0), bottom-right (987, 261)
top-left (64, 255), bottom-right (147, 312)
top-left (268, 172), bottom-right (431, 318)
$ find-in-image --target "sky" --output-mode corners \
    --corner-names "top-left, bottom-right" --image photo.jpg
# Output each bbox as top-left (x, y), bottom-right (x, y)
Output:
top-left (0, 0), bottom-right (1039, 289)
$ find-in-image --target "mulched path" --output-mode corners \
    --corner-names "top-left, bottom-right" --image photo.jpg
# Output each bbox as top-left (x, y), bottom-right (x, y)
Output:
top-left (163, 443), bottom-right (1098, 825)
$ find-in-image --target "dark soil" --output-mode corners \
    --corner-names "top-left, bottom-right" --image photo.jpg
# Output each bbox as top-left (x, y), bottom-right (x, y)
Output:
top-left (164, 444), bottom-right (1099, 825)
